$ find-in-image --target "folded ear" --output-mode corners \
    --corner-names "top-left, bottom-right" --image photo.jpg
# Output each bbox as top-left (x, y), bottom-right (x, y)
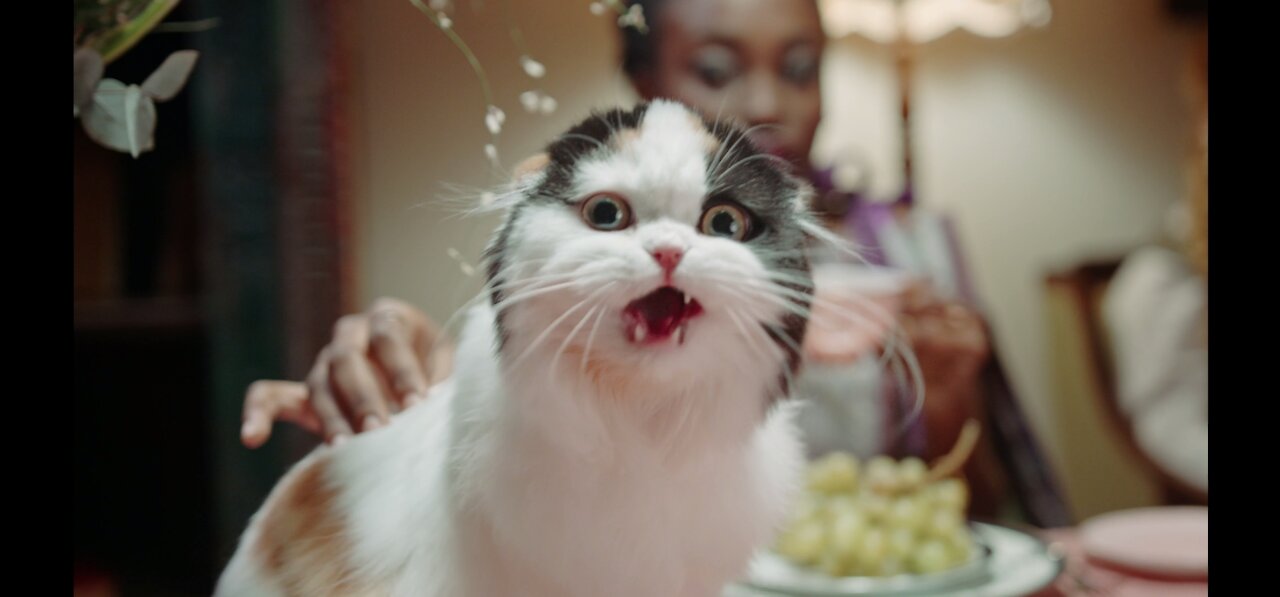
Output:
top-left (513, 152), bottom-right (550, 182)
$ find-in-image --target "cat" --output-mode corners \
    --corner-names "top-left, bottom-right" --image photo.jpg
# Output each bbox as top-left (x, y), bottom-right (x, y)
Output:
top-left (215, 99), bottom-right (827, 597)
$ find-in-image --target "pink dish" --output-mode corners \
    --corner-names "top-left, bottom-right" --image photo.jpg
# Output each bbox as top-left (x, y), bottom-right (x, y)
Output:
top-left (1079, 506), bottom-right (1208, 580)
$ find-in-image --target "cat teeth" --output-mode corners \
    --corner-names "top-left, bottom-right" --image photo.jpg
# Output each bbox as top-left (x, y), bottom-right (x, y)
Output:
top-left (676, 323), bottom-right (687, 345)
top-left (633, 324), bottom-right (647, 342)
top-left (683, 294), bottom-right (692, 306)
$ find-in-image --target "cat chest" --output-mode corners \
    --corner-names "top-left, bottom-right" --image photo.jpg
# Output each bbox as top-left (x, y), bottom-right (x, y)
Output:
top-left (477, 441), bottom-right (766, 582)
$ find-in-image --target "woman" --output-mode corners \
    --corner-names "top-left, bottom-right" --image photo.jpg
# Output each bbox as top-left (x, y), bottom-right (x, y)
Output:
top-left (241, 0), bottom-right (1066, 525)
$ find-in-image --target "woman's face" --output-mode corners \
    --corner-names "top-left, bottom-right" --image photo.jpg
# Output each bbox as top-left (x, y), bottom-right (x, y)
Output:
top-left (636, 0), bottom-right (826, 174)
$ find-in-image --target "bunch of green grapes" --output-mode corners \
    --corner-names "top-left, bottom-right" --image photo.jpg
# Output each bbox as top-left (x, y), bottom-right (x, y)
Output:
top-left (773, 452), bottom-right (975, 577)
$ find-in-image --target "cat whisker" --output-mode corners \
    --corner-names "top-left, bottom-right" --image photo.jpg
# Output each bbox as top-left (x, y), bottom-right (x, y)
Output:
top-left (486, 268), bottom-right (577, 294)
top-left (719, 267), bottom-right (816, 289)
top-left (555, 132), bottom-right (608, 152)
top-left (490, 277), bottom-right (602, 314)
top-left (707, 122), bottom-right (782, 182)
top-left (724, 307), bottom-right (783, 368)
top-left (703, 273), bottom-right (897, 333)
top-left (715, 283), bottom-right (815, 324)
top-left (725, 306), bottom-right (792, 401)
top-left (699, 273), bottom-right (925, 422)
top-left (548, 303), bottom-right (602, 382)
top-left (579, 304), bottom-right (610, 379)
top-left (797, 218), bottom-right (871, 265)
top-left (709, 154), bottom-right (795, 194)
top-left (426, 290), bottom-right (496, 364)
top-left (505, 282), bottom-right (618, 372)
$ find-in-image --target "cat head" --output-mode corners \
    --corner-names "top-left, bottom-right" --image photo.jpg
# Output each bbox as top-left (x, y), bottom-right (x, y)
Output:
top-left (483, 100), bottom-right (818, 399)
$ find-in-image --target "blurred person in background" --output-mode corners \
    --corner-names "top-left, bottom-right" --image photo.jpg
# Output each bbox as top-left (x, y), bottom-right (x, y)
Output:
top-left (1101, 34), bottom-right (1207, 500)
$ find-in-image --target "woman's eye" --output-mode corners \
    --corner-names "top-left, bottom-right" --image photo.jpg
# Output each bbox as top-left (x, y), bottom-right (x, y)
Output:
top-left (697, 64), bottom-right (735, 88)
top-left (699, 203), bottom-right (753, 241)
top-left (580, 193), bottom-right (633, 231)
top-left (692, 47), bottom-right (740, 89)
top-left (782, 46), bottom-right (819, 85)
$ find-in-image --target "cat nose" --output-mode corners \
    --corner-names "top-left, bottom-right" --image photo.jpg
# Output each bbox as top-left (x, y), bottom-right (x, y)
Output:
top-left (651, 246), bottom-right (684, 275)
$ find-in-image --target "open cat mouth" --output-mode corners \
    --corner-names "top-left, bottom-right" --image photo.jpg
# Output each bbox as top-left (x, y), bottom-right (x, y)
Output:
top-left (622, 286), bottom-right (704, 345)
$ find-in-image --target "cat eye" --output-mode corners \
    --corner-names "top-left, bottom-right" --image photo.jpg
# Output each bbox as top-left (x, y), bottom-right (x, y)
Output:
top-left (699, 203), bottom-right (753, 241)
top-left (580, 193), bottom-right (633, 231)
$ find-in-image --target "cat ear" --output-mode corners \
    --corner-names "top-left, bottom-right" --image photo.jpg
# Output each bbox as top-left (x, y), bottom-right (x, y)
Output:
top-left (513, 153), bottom-right (550, 182)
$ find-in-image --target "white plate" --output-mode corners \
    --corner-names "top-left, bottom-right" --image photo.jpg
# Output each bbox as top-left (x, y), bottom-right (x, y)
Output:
top-left (727, 523), bottom-right (1063, 597)
top-left (1078, 506), bottom-right (1208, 579)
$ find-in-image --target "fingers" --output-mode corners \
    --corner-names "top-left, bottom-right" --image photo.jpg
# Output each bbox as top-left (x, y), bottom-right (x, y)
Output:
top-left (241, 380), bottom-right (322, 449)
top-left (901, 278), bottom-right (938, 310)
top-left (327, 314), bottom-right (393, 431)
top-left (368, 308), bottom-right (431, 406)
top-left (307, 350), bottom-right (356, 444)
top-left (241, 298), bottom-right (445, 449)
top-left (370, 297), bottom-right (454, 398)
top-left (896, 299), bottom-right (991, 386)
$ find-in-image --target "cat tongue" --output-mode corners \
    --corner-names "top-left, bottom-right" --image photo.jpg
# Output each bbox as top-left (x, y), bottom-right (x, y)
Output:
top-left (623, 287), bottom-right (701, 342)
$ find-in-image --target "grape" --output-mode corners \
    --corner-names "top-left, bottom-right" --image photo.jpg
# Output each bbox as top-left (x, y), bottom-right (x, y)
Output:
top-left (887, 495), bottom-right (926, 532)
top-left (829, 508), bottom-right (868, 558)
top-left (910, 539), bottom-right (952, 574)
top-left (864, 456), bottom-right (899, 493)
top-left (931, 478), bottom-right (968, 512)
top-left (898, 457), bottom-right (928, 489)
top-left (942, 525), bottom-right (975, 561)
top-left (886, 527), bottom-right (917, 559)
top-left (806, 452), bottom-right (860, 494)
top-left (854, 527), bottom-right (888, 570)
top-left (878, 556), bottom-right (907, 577)
top-left (775, 518), bottom-right (826, 564)
top-left (775, 451), bottom-right (976, 579)
top-left (925, 509), bottom-right (963, 539)
top-left (789, 494), bottom-right (823, 522)
top-left (808, 453), bottom-right (860, 494)
top-left (826, 494), bottom-right (858, 518)
top-left (857, 491), bottom-right (892, 522)
top-left (818, 550), bottom-right (848, 577)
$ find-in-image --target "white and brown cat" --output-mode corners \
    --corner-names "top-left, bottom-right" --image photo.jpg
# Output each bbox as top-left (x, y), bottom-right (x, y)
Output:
top-left (216, 100), bottom-right (826, 597)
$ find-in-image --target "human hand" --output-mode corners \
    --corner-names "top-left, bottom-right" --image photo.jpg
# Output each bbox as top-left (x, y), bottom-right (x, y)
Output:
top-left (240, 297), bottom-right (453, 448)
top-left (897, 285), bottom-right (991, 459)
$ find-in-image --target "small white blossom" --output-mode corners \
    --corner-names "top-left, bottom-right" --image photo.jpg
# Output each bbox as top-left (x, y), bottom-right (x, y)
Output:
top-left (485, 105), bottom-right (506, 135)
top-left (519, 55), bottom-right (546, 79)
top-left (484, 143), bottom-right (499, 164)
top-left (539, 94), bottom-right (558, 115)
top-left (618, 5), bottom-right (646, 32)
top-left (520, 90), bottom-right (541, 113)
top-left (589, 2), bottom-right (607, 16)
top-left (437, 12), bottom-right (452, 29)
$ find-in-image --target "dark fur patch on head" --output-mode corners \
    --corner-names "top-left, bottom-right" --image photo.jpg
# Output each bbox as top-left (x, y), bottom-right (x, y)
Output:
top-left (534, 104), bottom-right (651, 202)
top-left (483, 213), bottom-right (516, 352)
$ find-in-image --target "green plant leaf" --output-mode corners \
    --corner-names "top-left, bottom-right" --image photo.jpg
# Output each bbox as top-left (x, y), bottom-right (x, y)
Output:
top-left (88, 0), bottom-right (182, 65)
